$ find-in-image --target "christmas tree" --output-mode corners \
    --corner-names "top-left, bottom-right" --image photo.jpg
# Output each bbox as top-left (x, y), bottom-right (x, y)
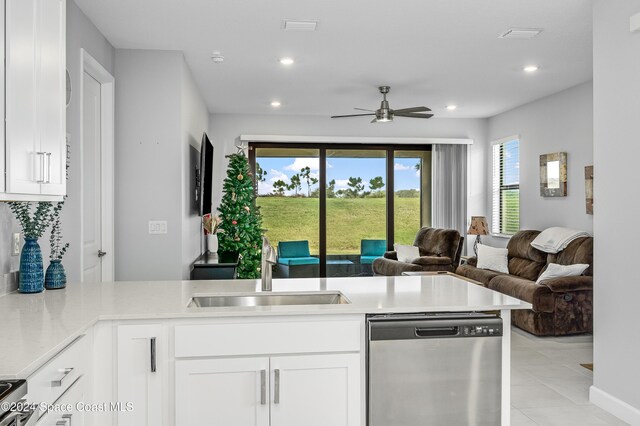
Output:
top-left (217, 152), bottom-right (264, 279)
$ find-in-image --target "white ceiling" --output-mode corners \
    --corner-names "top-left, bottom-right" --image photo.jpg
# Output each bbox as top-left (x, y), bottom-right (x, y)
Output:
top-left (74, 0), bottom-right (593, 118)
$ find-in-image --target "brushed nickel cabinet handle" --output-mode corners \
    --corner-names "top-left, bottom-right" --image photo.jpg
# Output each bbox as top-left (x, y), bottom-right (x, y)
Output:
top-left (150, 337), bottom-right (157, 373)
top-left (51, 368), bottom-right (74, 387)
top-left (274, 369), bottom-right (280, 404)
top-left (36, 152), bottom-right (46, 183)
top-left (45, 152), bottom-right (52, 183)
top-left (260, 369), bottom-right (266, 405)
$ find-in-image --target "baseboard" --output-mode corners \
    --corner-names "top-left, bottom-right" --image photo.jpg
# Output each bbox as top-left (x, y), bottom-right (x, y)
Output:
top-left (590, 385), bottom-right (640, 425)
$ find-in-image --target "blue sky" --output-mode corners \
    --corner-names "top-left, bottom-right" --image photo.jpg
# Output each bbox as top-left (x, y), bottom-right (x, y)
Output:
top-left (257, 156), bottom-right (422, 195)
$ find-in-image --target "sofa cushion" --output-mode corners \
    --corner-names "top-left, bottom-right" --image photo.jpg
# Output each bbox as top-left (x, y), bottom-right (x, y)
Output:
top-left (412, 256), bottom-right (452, 266)
top-left (456, 263), bottom-right (505, 286)
top-left (414, 227), bottom-right (461, 261)
top-left (487, 275), bottom-right (554, 313)
top-left (361, 239), bottom-right (386, 256)
top-left (372, 258), bottom-right (422, 275)
top-left (545, 237), bottom-right (593, 276)
top-left (506, 230), bottom-right (548, 281)
top-left (278, 241), bottom-right (311, 258)
top-left (278, 256), bottom-right (319, 266)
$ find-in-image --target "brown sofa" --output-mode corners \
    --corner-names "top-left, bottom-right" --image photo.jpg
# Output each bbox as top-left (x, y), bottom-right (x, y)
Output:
top-left (373, 227), bottom-right (464, 276)
top-left (456, 230), bottom-right (593, 336)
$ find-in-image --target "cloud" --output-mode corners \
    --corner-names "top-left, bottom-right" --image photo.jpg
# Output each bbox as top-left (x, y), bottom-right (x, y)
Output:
top-left (268, 169), bottom-right (289, 183)
top-left (285, 158), bottom-right (320, 172)
top-left (333, 179), bottom-right (350, 189)
top-left (258, 169), bottom-right (292, 195)
top-left (394, 163), bottom-right (412, 171)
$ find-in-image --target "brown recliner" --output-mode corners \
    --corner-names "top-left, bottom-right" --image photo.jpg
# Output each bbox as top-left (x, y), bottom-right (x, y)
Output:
top-left (456, 230), bottom-right (593, 336)
top-left (372, 227), bottom-right (464, 276)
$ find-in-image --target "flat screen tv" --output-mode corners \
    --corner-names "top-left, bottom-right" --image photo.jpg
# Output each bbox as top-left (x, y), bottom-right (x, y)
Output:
top-left (198, 132), bottom-right (214, 216)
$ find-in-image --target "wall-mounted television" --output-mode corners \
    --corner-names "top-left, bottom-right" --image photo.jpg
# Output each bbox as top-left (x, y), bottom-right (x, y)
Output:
top-left (196, 132), bottom-right (214, 216)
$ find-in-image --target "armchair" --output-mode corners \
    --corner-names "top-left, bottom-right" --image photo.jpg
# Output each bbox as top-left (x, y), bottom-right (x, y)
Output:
top-left (372, 227), bottom-right (464, 276)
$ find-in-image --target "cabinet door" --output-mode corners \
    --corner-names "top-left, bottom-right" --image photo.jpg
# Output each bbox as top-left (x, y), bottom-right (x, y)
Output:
top-left (270, 354), bottom-right (361, 426)
top-left (37, 0), bottom-right (66, 195)
top-left (117, 324), bottom-right (166, 426)
top-left (5, 0), bottom-right (41, 195)
top-left (175, 357), bottom-right (270, 426)
top-left (0, 0), bottom-right (5, 193)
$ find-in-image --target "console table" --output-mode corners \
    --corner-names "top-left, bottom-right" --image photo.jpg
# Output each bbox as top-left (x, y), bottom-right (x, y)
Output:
top-left (191, 252), bottom-right (239, 280)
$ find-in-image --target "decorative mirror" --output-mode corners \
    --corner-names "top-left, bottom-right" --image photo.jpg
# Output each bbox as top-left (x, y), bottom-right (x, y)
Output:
top-left (66, 69), bottom-right (72, 107)
top-left (540, 152), bottom-right (567, 197)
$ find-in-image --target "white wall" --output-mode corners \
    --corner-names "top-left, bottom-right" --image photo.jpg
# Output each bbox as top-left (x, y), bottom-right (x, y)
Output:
top-left (486, 82), bottom-right (593, 250)
top-left (115, 49), bottom-right (209, 281)
top-left (208, 114), bottom-right (489, 246)
top-left (591, 1), bottom-right (640, 423)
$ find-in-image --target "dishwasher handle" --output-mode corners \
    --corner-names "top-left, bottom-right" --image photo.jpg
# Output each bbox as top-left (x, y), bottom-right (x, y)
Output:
top-left (415, 326), bottom-right (459, 337)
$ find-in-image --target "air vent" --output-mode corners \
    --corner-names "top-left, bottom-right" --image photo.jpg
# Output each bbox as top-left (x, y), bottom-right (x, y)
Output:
top-left (499, 28), bottom-right (543, 39)
top-left (282, 20), bottom-right (318, 32)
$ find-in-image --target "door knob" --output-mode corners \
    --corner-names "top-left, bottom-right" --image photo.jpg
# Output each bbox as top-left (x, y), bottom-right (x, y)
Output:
top-left (98, 250), bottom-right (107, 258)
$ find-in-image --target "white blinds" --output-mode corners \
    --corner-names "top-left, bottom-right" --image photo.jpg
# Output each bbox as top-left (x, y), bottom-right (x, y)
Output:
top-left (491, 139), bottom-right (520, 235)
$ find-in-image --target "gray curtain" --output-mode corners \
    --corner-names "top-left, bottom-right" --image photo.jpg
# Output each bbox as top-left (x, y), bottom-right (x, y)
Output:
top-left (431, 144), bottom-right (468, 239)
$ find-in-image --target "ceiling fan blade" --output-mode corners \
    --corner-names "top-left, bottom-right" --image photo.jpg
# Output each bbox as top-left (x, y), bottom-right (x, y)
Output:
top-left (331, 113), bottom-right (376, 118)
top-left (392, 106), bottom-right (431, 114)
top-left (394, 112), bottom-right (434, 119)
top-left (354, 107), bottom-right (376, 112)
top-left (371, 117), bottom-right (378, 123)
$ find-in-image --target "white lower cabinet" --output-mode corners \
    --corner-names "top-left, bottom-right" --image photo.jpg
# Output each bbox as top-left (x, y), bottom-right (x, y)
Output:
top-left (36, 377), bottom-right (86, 426)
top-left (116, 324), bottom-right (166, 426)
top-left (175, 357), bottom-right (270, 426)
top-left (175, 353), bottom-right (361, 426)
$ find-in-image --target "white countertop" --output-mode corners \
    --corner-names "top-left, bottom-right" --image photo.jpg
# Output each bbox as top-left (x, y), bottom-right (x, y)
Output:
top-left (0, 274), bottom-right (530, 379)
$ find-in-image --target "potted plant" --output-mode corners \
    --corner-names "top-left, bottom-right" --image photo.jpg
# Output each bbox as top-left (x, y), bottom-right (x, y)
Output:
top-left (45, 201), bottom-right (70, 290)
top-left (203, 214), bottom-right (223, 254)
top-left (8, 202), bottom-right (53, 293)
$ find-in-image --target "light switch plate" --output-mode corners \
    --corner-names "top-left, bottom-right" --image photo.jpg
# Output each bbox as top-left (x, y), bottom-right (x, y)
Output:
top-left (148, 221), bottom-right (168, 234)
top-left (12, 233), bottom-right (21, 256)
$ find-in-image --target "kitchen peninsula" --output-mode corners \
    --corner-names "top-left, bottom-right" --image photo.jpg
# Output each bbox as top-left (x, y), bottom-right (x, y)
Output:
top-left (0, 274), bottom-right (530, 426)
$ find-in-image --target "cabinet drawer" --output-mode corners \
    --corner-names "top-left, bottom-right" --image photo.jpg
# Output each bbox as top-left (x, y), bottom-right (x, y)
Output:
top-left (28, 336), bottom-right (87, 408)
top-left (175, 320), bottom-right (362, 358)
top-left (36, 376), bottom-right (85, 426)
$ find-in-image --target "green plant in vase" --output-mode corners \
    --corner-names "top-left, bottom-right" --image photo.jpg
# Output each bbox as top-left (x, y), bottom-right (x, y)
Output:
top-left (8, 202), bottom-right (53, 293)
top-left (45, 200), bottom-right (70, 290)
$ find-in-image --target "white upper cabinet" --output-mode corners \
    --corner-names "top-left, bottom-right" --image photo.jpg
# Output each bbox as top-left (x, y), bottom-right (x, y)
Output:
top-left (3, 0), bottom-right (66, 200)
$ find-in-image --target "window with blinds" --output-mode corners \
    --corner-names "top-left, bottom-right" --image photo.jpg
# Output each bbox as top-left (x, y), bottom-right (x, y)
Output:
top-left (492, 138), bottom-right (520, 235)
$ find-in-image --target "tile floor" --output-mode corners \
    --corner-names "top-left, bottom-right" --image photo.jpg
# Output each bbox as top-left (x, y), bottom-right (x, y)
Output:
top-left (510, 327), bottom-right (628, 425)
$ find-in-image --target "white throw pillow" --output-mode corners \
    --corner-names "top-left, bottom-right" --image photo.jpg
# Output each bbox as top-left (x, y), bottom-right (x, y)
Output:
top-left (476, 244), bottom-right (509, 274)
top-left (395, 244), bottom-right (420, 262)
top-left (536, 263), bottom-right (589, 284)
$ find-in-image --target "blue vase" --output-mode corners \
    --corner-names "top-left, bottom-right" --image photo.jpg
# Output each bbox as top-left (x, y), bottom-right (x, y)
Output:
top-left (19, 237), bottom-right (44, 293)
top-left (45, 260), bottom-right (67, 290)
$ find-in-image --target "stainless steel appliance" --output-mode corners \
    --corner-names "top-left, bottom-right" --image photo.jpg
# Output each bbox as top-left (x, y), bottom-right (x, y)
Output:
top-left (0, 380), bottom-right (38, 426)
top-left (367, 313), bottom-right (503, 426)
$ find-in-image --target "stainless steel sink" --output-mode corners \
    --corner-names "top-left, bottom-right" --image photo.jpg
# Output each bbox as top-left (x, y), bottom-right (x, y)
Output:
top-left (189, 292), bottom-right (351, 308)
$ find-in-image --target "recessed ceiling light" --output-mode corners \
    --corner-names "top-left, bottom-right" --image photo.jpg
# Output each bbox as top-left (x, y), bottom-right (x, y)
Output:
top-left (446, 105), bottom-right (457, 111)
top-left (271, 101), bottom-right (281, 107)
top-left (499, 28), bottom-right (544, 39)
top-left (279, 57), bottom-right (295, 65)
top-left (524, 65), bottom-right (539, 73)
top-left (211, 51), bottom-right (224, 63)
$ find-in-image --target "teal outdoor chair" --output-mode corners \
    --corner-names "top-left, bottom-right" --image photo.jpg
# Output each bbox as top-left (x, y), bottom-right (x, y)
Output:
top-left (360, 239), bottom-right (387, 265)
top-left (276, 240), bottom-right (319, 278)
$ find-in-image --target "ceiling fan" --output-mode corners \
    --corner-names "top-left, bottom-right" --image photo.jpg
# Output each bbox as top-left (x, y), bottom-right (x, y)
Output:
top-left (331, 86), bottom-right (433, 123)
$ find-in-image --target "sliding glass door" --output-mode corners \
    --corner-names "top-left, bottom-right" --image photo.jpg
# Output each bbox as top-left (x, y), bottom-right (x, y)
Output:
top-left (250, 144), bottom-right (431, 278)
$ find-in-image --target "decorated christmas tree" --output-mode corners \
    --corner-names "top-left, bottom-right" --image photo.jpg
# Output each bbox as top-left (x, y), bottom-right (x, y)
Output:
top-left (217, 151), bottom-right (264, 279)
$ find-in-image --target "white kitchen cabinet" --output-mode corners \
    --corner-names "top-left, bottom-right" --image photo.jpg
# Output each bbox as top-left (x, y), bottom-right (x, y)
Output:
top-left (175, 354), bottom-right (361, 426)
top-left (270, 354), bottom-right (361, 426)
top-left (36, 377), bottom-right (86, 426)
top-left (175, 357), bottom-right (270, 426)
top-left (3, 0), bottom-right (66, 200)
top-left (117, 324), bottom-right (167, 426)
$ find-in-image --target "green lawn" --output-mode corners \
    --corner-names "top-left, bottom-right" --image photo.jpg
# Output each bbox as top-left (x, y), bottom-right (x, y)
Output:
top-left (256, 197), bottom-right (421, 254)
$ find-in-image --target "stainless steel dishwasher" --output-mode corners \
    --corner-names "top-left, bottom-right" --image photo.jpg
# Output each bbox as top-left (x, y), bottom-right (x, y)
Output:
top-left (367, 313), bottom-right (503, 426)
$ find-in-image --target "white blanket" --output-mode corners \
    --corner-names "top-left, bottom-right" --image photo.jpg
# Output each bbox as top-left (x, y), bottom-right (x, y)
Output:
top-left (530, 227), bottom-right (591, 254)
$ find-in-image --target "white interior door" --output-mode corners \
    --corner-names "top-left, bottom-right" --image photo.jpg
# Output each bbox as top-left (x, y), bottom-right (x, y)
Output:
top-left (82, 71), bottom-right (102, 283)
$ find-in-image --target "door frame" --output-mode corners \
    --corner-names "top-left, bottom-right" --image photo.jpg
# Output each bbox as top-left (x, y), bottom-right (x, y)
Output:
top-left (79, 49), bottom-right (115, 282)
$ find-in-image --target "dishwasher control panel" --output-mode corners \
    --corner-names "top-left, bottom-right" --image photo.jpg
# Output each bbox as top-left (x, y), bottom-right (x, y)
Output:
top-left (461, 324), bottom-right (503, 336)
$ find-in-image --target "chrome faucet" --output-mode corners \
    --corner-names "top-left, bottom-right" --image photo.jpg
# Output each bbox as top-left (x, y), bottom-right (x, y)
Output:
top-left (261, 237), bottom-right (277, 291)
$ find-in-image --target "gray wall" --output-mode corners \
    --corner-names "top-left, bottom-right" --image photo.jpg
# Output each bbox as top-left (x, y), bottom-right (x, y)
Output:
top-left (485, 82), bottom-right (594, 249)
top-left (592, 0), bottom-right (640, 422)
top-left (0, 0), bottom-right (115, 295)
top-left (208, 114), bottom-right (489, 252)
top-left (115, 49), bottom-right (209, 281)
